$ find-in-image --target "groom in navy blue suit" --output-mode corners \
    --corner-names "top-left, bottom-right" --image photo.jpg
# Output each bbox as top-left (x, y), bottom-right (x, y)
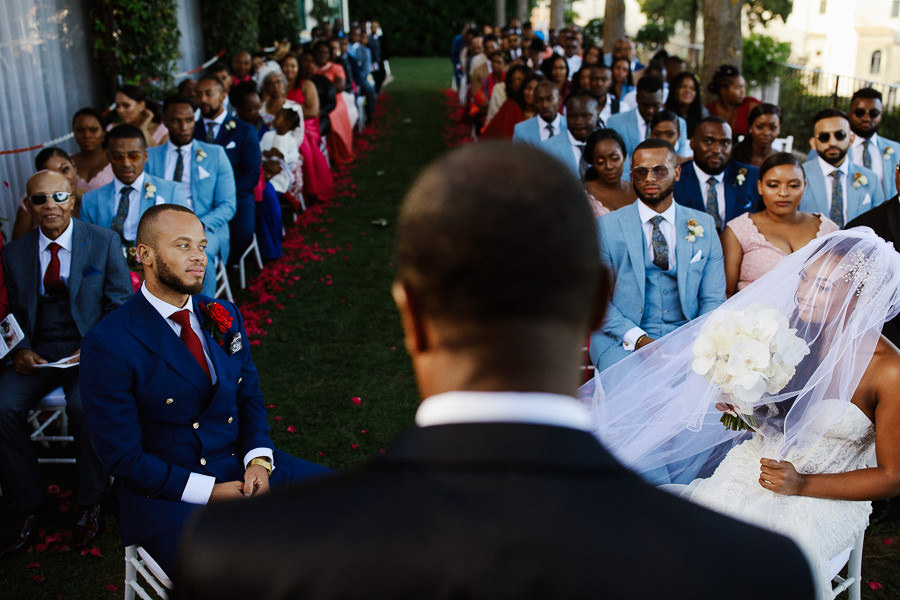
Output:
top-left (673, 117), bottom-right (760, 232)
top-left (194, 75), bottom-right (261, 263)
top-left (80, 205), bottom-right (329, 574)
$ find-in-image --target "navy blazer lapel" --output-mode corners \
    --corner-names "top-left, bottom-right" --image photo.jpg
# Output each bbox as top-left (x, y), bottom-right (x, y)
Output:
top-left (67, 220), bottom-right (88, 303)
top-left (127, 292), bottom-right (213, 393)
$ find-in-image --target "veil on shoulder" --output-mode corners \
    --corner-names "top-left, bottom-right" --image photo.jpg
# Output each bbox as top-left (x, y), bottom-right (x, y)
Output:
top-left (583, 227), bottom-right (900, 485)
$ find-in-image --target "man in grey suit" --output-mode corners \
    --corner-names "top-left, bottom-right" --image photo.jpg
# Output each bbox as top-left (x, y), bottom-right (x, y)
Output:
top-left (0, 170), bottom-right (132, 556)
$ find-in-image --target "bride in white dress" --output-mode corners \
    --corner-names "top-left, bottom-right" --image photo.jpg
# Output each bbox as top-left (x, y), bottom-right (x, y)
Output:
top-left (587, 229), bottom-right (900, 598)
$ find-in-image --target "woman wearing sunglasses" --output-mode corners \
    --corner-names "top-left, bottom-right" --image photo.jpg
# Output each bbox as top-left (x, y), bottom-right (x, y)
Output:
top-left (722, 153), bottom-right (838, 296)
top-left (12, 148), bottom-right (84, 240)
top-left (798, 108), bottom-right (885, 227)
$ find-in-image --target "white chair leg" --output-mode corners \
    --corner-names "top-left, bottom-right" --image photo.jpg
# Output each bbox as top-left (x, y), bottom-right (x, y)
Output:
top-left (238, 234), bottom-right (263, 290)
top-left (215, 257), bottom-right (234, 303)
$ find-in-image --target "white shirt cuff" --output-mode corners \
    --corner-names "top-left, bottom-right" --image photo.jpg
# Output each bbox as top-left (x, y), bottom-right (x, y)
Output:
top-left (181, 473), bottom-right (216, 505)
top-left (243, 448), bottom-right (274, 471)
top-left (623, 327), bottom-right (647, 351)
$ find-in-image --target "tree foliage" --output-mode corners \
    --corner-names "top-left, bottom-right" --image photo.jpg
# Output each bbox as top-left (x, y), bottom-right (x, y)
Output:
top-left (583, 18), bottom-right (605, 47)
top-left (638, 0), bottom-right (792, 31)
top-left (635, 22), bottom-right (675, 51)
top-left (742, 32), bottom-right (791, 87)
top-left (200, 0), bottom-right (259, 58)
top-left (259, 0), bottom-right (303, 46)
top-left (90, 0), bottom-right (181, 92)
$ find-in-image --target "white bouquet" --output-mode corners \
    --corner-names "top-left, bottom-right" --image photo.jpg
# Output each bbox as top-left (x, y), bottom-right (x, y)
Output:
top-left (691, 304), bottom-right (810, 430)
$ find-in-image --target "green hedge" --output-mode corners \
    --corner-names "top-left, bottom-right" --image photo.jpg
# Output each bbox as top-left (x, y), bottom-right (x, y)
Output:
top-left (259, 0), bottom-right (304, 47)
top-left (200, 0), bottom-right (259, 58)
top-left (348, 0), bottom-right (495, 56)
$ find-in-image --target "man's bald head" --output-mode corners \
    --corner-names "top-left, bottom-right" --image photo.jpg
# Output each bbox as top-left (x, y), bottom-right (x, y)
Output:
top-left (396, 142), bottom-right (605, 341)
top-left (136, 204), bottom-right (199, 249)
top-left (26, 169), bottom-right (71, 196)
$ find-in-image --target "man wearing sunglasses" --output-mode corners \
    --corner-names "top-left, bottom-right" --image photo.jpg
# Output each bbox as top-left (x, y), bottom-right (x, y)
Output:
top-left (847, 88), bottom-right (900, 200)
top-left (800, 108), bottom-right (884, 227)
top-left (81, 124), bottom-right (187, 247)
top-left (0, 170), bottom-right (132, 556)
top-left (590, 138), bottom-right (725, 371)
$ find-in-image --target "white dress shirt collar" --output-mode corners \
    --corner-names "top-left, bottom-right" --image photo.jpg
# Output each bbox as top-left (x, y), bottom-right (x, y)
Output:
top-left (637, 198), bottom-right (676, 226)
top-left (140, 281), bottom-right (193, 317)
top-left (539, 113), bottom-right (562, 139)
top-left (568, 129), bottom-right (586, 165)
top-left (635, 109), bottom-right (648, 141)
top-left (113, 172), bottom-right (146, 198)
top-left (692, 162), bottom-right (724, 185)
top-left (206, 108), bottom-right (228, 127)
top-left (167, 139), bottom-right (193, 156)
top-left (38, 217), bottom-right (74, 254)
top-left (817, 154), bottom-right (848, 179)
top-left (415, 391), bottom-right (592, 432)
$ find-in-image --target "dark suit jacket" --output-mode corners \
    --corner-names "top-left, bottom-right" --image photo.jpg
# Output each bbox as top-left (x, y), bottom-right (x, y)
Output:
top-left (674, 160), bottom-right (761, 230)
top-left (846, 197), bottom-right (900, 345)
top-left (80, 292), bottom-right (277, 545)
top-left (1, 218), bottom-right (132, 353)
top-left (195, 116), bottom-right (261, 207)
top-left (177, 422), bottom-right (815, 599)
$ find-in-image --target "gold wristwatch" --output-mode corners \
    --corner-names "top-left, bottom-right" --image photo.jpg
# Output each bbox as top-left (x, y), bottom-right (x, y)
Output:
top-left (247, 457), bottom-right (272, 478)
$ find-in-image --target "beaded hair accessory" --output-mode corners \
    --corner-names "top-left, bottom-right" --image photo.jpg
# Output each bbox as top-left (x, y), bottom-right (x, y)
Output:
top-left (838, 249), bottom-right (886, 301)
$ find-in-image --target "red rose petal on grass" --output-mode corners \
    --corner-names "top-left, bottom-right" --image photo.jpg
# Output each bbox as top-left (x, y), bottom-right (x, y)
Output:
top-left (274, 416), bottom-right (281, 421)
top-left (32, 574), bottom-right (45, 583)
top-left (25, 562), bottom-right (40, 568)
top-left (58, 545), bottom-right (70, 552)
top-left (106, 584), bottom-right (119, 592)
top-left (318, 451), bottom-right (325, 456)
top-left (59, 489), bottom-right (72, 499)
top-left (869, 582), bottom-right (883, 590)
top-left (351, 397), bottom-right (362, 405)
top-left (379, 448), bottom-right (386, 454)
top-left (266, 404), bottom-right (276, 409)
top-left (361, 430), bottom-right (368, 434)
top-left (883, 538), bottom-right (894, 545)
top-left (46, 484), bottom-right (60, 495)
top-left (286, 425), bottom-right (297, 433)
top-left (351, 444), bottom-right (359, 450)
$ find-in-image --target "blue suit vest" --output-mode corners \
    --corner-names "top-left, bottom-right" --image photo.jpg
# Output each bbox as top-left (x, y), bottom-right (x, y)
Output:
top-left (640, 247), bottom-right (687, 338)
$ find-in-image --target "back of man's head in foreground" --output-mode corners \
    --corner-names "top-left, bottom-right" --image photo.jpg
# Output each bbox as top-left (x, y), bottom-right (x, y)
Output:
top-left (394, 142), bottom-right (606, 353)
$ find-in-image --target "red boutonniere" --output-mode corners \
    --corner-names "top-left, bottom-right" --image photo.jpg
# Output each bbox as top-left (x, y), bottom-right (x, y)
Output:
top-left (199, 302), bottom-right (234, 344)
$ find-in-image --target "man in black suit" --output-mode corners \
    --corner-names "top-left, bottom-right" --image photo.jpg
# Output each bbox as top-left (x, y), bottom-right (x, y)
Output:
top-left (194, 74), bottom-right (260, 263)
top-left (674, 116), bottom-right (760, 232)
top-left (176, 143), bottom-right (815, 599)
top-left (0, 170), bottom-right (132, 555)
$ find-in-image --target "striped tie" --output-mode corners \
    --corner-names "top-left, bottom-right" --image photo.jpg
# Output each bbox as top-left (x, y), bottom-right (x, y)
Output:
top-left (705, 177), bottom-right (722, 231)
top-left (830, 171), bottom-right (844, 227)
top-left (650, 216), bottom-right (668, 270)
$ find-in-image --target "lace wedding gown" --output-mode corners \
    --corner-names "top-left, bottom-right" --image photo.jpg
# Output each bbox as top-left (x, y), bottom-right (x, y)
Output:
top-left (683, 402), bottom-right (875, 598)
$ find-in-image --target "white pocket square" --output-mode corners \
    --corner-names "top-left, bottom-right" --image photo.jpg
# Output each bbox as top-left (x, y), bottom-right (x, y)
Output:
top-left (690, 249), bottom-right (703, 264)
top-left (154, 195), bottom-right (166, 206)
top-left (225, 141), bottom-right (236, 149)
top-left (861, 193), bottom-right (871, 205)
top-left (198, 166), bottom-right (210, 180)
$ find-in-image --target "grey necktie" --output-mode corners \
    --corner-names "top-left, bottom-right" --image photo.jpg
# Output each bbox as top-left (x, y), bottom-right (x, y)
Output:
top-left (830, 170), bottom-right (844, 228)
top-left (111, 186), bottom-right (133, 241)
top-left (862, 141), bottom-right (872, 170)
top-left (705, 177), bottom-right (722, 231)
top-left (173, 148), bottom-right (184, 182)
top-left (645, 122), bottom-right (652, 140)
top-left (206, 121), bottom-right (216, 143)
top-left (650, 216), bottom-right (669, 270)
top-left (546, 123), bottom-right (555, 138)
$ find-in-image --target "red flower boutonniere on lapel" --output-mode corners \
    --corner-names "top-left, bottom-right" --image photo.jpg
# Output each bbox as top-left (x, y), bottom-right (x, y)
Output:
top-left (199, 301), bottom-right (234, 344)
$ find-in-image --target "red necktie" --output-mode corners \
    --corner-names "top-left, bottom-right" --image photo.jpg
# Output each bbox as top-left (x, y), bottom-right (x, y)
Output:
top-left (43, 242), bottom-right (66, 295)
top-left (170, 310), bottom-right (212, 381)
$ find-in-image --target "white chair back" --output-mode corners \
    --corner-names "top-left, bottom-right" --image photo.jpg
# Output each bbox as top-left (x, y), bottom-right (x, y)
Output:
top-left (124, 545), bottom-right (172, 600)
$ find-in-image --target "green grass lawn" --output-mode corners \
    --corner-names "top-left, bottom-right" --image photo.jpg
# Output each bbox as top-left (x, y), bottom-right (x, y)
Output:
top-left (1, 56), bottom-right (899, 598)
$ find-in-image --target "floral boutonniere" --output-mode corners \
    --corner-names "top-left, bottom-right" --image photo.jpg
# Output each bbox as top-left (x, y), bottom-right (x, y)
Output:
top-left (121, 242), bottom-right (142, 271)
top-left (853, 172), bottom-right (867, 189)
top-left (199, 301), bottom-right (235, 345)
top-left (144, 181), bottom-right (157, 200)
top-left (884, 146), bottom-right (895, 161)
top-left (685, 218), bottom-right (704, 243)
top-left (196, 148), bottom-right (207, 163)
top-left (734, 168), bottom-right (748, 187)
top-left (224, 120), bottom-right (236, 131)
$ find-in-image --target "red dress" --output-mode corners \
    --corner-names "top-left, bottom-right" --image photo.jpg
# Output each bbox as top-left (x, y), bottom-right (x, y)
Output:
top-left (705, 97), bottom-right (760, 138)
top-left (481, 99), bottom-right (525, 140)
top-left (287, 87), bottom-right (335, 202)
top-left (314, 62), bottom-right (356, 164)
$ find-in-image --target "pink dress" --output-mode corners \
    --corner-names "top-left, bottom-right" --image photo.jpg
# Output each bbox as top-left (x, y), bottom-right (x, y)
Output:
top-left (76, 163), bottom-right (114, 192)
top-left (727, 212), bottom-right (839, 291)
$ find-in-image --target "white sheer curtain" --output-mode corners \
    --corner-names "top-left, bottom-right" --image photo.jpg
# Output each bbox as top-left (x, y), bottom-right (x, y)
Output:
top-left (0, 0), bottom-right (100, 240)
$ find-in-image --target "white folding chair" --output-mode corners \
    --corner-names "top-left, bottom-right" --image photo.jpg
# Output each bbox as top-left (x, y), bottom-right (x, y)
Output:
top-left (214, 257), bottom-right (233, 303)
top-left (124, 545), bottom-right (172, 600)
top-left (830, 530), bottom-right (863, 599)
top-left (237, 234), bottom-right (263, 290)
top-left (28, 387), bottom-right (76, 464)
top-left (773, 135), bottom-right (794, 153)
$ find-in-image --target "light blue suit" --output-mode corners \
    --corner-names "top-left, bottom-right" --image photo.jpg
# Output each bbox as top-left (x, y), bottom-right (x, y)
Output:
top-left (512, 115), bottom-right (567, 146)
top-left (538, 132), bottom-right (581, 178)
top-left (607, 108), bottom-right (690, 157)
top-left (799, 157), bottom-right (884, 224)
top-left (848, 136), bottom-right (900, 200)
top-left (81, 174), bottom-right (188, 236)
top-left (146, 141), bottom-right (237, 295)
top-left (590, 201), bottom-right (725, 370)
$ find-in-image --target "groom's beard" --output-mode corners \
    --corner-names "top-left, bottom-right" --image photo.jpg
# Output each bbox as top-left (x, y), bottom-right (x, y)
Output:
top-left (635, 181), bottom-right (676, 206)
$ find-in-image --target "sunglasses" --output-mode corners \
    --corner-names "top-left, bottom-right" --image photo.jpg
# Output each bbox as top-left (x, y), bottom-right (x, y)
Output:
top-left (631, 165), bottom-right (671, 181)
top-left (816, 130), bottom-right (848, 143)
top-left (853, 108), bottom-right (881, 119)
top-left (108, 150), bottom-right (145, 162)
top-left (29, 192), bottom-right (71, 205)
